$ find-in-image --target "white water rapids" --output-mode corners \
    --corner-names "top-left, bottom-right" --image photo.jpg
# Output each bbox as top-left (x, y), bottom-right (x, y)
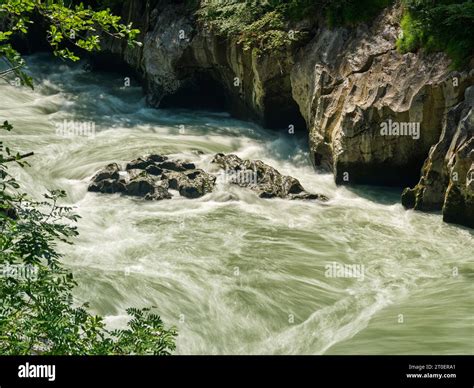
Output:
top-left (1, 54), bottom-right (473, 354)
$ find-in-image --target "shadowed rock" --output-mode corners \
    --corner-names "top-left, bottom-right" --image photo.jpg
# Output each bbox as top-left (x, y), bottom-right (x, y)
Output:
top-left (402, 86), bottom-right (474, 228)
top-left (126, 158), bottom-right (154, 171)
top-left (88, 178), bottom-right (126, 194)
top-left (212, 153), bottom-right (328, 201)
top-left (162, 170), bottom-right (216, 199)
top-left (124, 175), bottom-right (156, 197)
top-left (90, 163), bottom-right (120, 182)
top-left (145, 184), bottom-right (173, 201)
top-left (88, 153), bottom-right (328, 202)
top-left (88, 163), bottom-right (125, 193)
top-left (145, 165), bottom-right (163, 176)
top-left (88, 154), bottom-right (212, 200)
top-left (157, 160), bottom-right (196, 172)
top-left (126, 154), bottom-right (168, 170)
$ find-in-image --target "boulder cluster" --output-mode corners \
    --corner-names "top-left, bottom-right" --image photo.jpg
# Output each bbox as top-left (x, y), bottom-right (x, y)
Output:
top-left (211, 153), bottom-right (328, 201)
top-left (88, 153), bottom-right (329, 202)
top-left (88, 154), bottom-right (215, 200)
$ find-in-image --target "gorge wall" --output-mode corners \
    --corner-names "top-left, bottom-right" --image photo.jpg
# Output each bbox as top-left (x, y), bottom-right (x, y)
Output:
top-left (100, 0), bottom-right (473, 228)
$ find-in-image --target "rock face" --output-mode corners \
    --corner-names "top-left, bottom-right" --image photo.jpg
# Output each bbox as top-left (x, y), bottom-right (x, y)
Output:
top-left (212, 153), bottom-right (328, 201)
top-left (402, 87), bottom-right (474, 228)
top-left (101, 1), bottom-right (473, 227)
top-left (100, 0), bottom-right (307, 129)
top-left (291, 7), bottom-right (473, 188)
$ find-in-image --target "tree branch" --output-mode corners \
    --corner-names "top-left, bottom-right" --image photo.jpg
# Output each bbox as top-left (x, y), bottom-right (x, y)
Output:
top-left (2, 152), bottom-right (34, 163)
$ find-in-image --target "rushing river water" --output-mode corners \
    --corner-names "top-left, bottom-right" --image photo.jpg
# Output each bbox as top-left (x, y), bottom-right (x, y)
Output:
top-left (1, 54), bottom-right (473, 355)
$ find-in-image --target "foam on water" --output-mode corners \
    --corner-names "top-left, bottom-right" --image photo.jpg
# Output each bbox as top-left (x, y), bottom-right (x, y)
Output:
top-left (1, 54), bottom-right (473, 354)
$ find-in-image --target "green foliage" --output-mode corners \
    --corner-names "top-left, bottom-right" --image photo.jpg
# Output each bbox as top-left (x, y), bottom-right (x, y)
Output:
top-left (396, 11), bottom-right (419, 52)
top-left (397, 0), bottom-right (474, 68)
top-left (195, 0), bottom-right (393, 53)
top-left (196, 0), bottom-right (471, 66)
top-left (0, 123), bottom-right (177, 355)
top-left (237, 10), bottom-right (301, 51)
top-left (282, 0), bottom-right (322, 20)
top-left (195, 1), bottom-right (310, 53)
top-left (325, 0), bottom-right (393, 27)
top-left (0, 0), bottom-right (140, 85)
top-left (0, 2), bottom-right (177, 355)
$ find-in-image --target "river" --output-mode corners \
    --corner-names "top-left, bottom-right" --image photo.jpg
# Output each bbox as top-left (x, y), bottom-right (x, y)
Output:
top-left (1, 54), bottom-right (473, 354)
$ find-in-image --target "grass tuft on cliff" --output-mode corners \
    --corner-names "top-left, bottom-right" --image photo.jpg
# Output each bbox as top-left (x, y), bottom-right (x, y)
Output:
top-left (397, 0), bottom-right (474, 69)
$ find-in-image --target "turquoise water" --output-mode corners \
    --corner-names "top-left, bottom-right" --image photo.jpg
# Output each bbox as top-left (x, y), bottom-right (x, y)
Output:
top-left (1, 54), bottom-right (473, 354)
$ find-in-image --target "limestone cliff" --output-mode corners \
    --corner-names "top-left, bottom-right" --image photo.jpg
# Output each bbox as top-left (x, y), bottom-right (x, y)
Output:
top-left (402, 87), bottom-right (473, 228)
top-left (101, 0), bottom-right (473, 228)
top-left (291, 7), bottom-right (472, 187)
top-left (101, 0), bottom-right (306, 129)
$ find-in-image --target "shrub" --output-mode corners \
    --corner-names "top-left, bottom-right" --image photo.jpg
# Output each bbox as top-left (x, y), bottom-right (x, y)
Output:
top-left (397, 0), bottom-right (474, 68)
top-left (0, 1), bottom-right (177, 355)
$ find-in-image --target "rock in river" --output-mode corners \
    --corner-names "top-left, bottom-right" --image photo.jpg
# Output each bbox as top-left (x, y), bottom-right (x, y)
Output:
top-left (88, 154), bottom-right (213, 200)
top-left (211, 153), bottom-right (328, 201)
top-left (88, 153), bottom-right (328, 202)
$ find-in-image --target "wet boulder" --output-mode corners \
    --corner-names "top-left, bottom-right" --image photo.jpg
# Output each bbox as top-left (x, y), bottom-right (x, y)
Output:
top-left (89, 155), bottom-right (212, 201)
top-left (88, 178), bottom-right (126, 194)
top-left (88, 153), bottom-right (325, 203)
top-left (127, 169), bottom-right (147, 181)
top-left (147, 154), bottom-right (168, 163)
top-left (145, 165), bottom-right (163, 176)
top-left (88, 163), bottom-right (125, 194)
top-left (157, 160), bottom-right (196, 172)
top-left (126, 157), bottom-right (155, 171)
top-left (212, 153), bottom-right (328, 201)
top-left (124, 175), bottom-right (156, 197)
top-left (125, 154), bottom-right (168, 171)
top-left (290, 192), bottom-right (330, 201)
top-left (144, 185), bottom-right (173, 201)
top-left (90, 163), bottom-right (120, 182)
top-left (162, 169), bottom-right (216, 199)
top-left (161, 171), bottom-right (184, 190)
top-left (212, 153), bottom-right (245, 171)
top-left (179, 174), bottom-right (215, 199)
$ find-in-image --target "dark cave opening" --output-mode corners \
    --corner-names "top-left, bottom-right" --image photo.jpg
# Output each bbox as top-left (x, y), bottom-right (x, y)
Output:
top-left (263, 93), bottom-right (307, 135)
top-left (260, 75), bottom-right (309, 145)
top-left (159, 72), bottom-right (228, 111)
top-left (89, 51), bottom-right (141, 80)
top-left (158, 69), bottom-right (309, 143)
